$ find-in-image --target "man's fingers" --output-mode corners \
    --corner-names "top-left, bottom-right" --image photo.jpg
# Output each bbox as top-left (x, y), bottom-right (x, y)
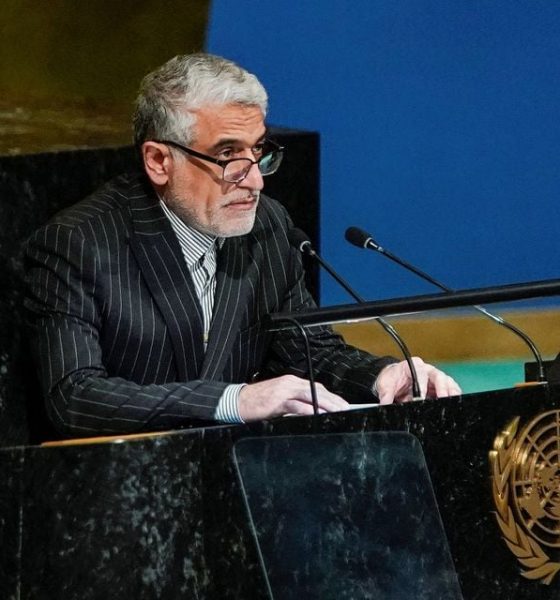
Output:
top-left (426, 368), bottom-right (462, 398)
top-left (376, 363), bottom-right (405, 405)
top-left (375, 359), bottom-right (462, 405)
top-left (412, 358), bottom-right (429, 400)
top-left (239, 375), bottom-right (349, 421)
top-left (291, 380), bottom-right (349, 412)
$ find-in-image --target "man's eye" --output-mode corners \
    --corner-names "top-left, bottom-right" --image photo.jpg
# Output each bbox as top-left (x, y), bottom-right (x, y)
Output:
top-left (217, 148), bottom-right (234, 160)
top-left (253, 143), bottom-right (265, 156)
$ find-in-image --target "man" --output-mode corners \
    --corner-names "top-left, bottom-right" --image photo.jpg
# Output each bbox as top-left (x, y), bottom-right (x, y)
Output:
top-left (24, 53), bottom-right (461, 437)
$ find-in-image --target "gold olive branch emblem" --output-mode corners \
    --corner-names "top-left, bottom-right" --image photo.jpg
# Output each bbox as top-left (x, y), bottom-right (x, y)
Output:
top-left (489, 416), bottom-right (560, 585)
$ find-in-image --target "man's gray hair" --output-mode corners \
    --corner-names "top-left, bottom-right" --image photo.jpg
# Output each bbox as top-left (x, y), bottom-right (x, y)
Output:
top-left (133, 53), bottom-right (268, 148)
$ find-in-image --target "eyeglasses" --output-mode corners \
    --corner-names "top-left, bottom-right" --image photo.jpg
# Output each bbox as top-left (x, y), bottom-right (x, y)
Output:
top-left (154, 138), bottom-right (284, 183)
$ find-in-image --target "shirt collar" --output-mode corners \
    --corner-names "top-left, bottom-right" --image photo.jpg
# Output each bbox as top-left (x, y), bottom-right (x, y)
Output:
top-left (159, 200), bottom-right (222, 267)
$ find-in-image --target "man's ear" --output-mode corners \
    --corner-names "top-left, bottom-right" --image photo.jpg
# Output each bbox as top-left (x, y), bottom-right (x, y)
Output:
top-left (141, 142), bottom-right (172, 186)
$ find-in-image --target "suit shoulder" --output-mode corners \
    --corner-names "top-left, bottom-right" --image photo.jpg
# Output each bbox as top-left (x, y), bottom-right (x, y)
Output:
top-left (45, 172), bottom-right (146, 231)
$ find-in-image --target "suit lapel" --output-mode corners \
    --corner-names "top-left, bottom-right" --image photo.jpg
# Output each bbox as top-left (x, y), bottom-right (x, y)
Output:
top-left (127, 178), bottom-right (205, 380)
top-left (200, 233), bottom-right (261, 380)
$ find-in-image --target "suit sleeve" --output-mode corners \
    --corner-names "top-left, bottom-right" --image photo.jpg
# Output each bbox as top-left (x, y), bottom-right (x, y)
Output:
top-left (24, 223), bottom-right (228, 437)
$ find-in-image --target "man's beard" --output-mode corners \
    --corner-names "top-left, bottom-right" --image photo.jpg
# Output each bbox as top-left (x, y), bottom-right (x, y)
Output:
top-left (163, 191), bottom-right (260, 238)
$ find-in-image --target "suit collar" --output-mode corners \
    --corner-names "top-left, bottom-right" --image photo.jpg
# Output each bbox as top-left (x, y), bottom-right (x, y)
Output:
top-left (159, 200), bottom-right (222, 268)
top-left (127, 173), bottom-right (206, 380)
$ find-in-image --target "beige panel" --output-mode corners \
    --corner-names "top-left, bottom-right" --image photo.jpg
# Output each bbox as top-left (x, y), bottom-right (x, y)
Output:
top-left (335, 309), bottom-right (560, 361)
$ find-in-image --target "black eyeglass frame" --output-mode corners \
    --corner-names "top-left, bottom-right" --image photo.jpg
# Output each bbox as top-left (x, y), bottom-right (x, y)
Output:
top-left (153, 137), bottom-right (284, 183)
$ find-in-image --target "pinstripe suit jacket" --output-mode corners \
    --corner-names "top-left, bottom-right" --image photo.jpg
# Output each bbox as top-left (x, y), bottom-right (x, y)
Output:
top-left (24, 172), bottom-right (395, 436)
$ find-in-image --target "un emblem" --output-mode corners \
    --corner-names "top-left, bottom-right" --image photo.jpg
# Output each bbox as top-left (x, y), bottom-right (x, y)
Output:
top-left (489, 410), bottom-right (560, 585)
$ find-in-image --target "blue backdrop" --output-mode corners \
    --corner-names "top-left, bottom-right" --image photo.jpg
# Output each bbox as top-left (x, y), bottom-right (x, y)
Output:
top-left (207, 1), bottom-right (560, 307)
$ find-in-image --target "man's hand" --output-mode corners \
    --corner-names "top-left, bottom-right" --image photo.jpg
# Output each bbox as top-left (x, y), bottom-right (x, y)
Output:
top-left (238, 375), bottom-right (350, 421)
top-left (375, 357), bottom-right (462, 405)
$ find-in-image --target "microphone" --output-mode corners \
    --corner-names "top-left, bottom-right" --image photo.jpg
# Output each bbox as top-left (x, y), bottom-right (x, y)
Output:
top-left (288, 228), bottom-right (422, 399)
top-left (345, 226), bottom-right (546, 383)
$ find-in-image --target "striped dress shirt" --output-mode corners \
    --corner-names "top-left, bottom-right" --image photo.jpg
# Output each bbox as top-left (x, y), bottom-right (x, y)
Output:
top-left (159, 201), bottom-right (244, 423)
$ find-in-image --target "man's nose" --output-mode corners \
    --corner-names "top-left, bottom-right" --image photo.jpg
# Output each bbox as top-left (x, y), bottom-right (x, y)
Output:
top-left (240, 161), bottom-right (264, 190)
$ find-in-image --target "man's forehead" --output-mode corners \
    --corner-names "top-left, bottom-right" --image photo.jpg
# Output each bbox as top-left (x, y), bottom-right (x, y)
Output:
top-left (192, 104), bottom-right (266, 144)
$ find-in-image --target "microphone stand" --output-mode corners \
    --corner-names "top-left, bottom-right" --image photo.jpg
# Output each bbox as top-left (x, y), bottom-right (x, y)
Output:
top-left (275, 316), bottom-right (319, 416)
top-left (347, 227), bottom-right (547, 383)
top-left (295, 237), bottom-right (423, 400)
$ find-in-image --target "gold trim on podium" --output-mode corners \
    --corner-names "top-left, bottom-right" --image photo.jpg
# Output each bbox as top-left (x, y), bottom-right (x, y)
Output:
top-left (41, 430), bottom-right (173, 447)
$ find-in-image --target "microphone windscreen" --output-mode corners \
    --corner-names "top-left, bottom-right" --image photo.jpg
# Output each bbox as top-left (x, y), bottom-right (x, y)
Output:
top-left (287, 228), bottom-right (312, 253)
top-left (345, 226), bottom-right (371, 248)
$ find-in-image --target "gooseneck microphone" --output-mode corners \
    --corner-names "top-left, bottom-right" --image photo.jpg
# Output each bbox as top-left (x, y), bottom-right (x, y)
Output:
top-left (288, 228), bottom-right (422, 399)
top-left (345, 226), bottom-right (546, 382)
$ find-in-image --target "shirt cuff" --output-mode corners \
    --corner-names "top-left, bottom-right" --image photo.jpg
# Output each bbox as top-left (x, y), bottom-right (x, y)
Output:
top-left (214, 383), bottom-right (246, 424)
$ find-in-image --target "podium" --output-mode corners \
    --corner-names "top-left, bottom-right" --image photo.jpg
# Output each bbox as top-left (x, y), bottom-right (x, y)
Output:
top-left (1, 384), bottom-right (559, 599)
